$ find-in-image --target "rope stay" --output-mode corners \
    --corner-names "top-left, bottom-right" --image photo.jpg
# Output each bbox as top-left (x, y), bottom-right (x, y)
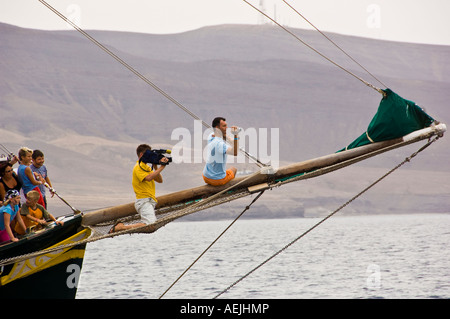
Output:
top-left (37, 0), bottom-right (265, 167)
top-left (242, 0), bottom-right (385, 95)
top-left (213, 136), bottom-right (440, 298)
top-left (280, 0), bottom-right (388, 89)
top-left (158, 190), bottom-right (265, 299)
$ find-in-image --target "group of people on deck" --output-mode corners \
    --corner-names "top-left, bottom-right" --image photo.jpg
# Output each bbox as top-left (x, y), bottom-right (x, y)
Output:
top-left (0, 147), bottom-right (62, 244)
top-left (1, 117), bottom-right (241, 238)
top-left (109, 117), bottom-right (240, 234)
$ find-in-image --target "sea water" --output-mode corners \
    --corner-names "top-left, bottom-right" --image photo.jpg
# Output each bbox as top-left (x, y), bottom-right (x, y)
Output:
top-left (76, 213), bottom-right (450, 299)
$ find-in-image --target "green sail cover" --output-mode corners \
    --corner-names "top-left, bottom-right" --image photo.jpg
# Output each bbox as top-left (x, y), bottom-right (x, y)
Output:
top-left (341, 89), bottom-right (435, 151)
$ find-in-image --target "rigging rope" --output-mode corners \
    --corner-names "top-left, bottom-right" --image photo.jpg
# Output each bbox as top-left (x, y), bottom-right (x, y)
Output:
top-left (280, 0), bottom-right (388, 89)
top-left (214, 136), bottom-right (439, 298)
top-left (242, 0), bottom-right (385, 95)
top-left (158, 190), bottom-right (265, 299)
top-left (38, 0), bottom-right (265, 168)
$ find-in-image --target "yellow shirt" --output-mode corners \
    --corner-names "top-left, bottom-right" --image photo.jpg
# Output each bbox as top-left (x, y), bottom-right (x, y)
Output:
top-left (24, 206), bottom-right (43, 228)
top-left (132, 161), bottom-right (157, 201)
top-left (15, 203), bottom-right (50, 234)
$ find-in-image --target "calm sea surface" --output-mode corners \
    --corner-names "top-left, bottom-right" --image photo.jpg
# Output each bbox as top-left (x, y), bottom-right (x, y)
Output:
top-left (76, 213), bottom-right (450, 299)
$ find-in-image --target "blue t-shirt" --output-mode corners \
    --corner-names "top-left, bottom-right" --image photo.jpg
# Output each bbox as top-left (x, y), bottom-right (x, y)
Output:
top-left (18, 164), bottom-right (36, 194)
top-left (203, 133), bottom-right (230, 180)
top-left (0, 204), bottom-right (19, 231)
top-left (30, 164), bottom-right (48, 196)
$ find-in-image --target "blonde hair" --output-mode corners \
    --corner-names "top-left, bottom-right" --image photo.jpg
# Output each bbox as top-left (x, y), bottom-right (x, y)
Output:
top-left (26, 190), bottom-right (40, 202)
top-left (18, 147), bottom-right (33, 161)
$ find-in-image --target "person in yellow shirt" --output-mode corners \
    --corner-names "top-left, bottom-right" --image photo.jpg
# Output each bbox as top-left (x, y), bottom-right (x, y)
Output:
top-left (109, 144), bottom-right (168, 234)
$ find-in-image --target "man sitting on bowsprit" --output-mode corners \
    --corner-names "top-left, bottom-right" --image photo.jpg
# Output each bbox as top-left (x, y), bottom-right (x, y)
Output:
top-left (203, 117), bottom-right (240, 186)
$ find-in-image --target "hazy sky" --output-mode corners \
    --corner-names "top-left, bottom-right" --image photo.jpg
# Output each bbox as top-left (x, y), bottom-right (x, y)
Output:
top-left (1, 0), bottom-right (449, 45)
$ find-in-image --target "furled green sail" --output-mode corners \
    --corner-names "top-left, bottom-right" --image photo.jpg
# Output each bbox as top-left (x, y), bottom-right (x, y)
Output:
top-left (341, 89), bottom-right (435, 151)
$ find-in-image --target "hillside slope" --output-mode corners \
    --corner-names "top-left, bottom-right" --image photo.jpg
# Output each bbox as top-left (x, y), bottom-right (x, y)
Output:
top-left (1, 22), bottom-right (449, 217)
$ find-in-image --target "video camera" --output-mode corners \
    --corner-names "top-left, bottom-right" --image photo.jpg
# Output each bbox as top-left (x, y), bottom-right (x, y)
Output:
top-left (140, 149), bottom-right (172, 166)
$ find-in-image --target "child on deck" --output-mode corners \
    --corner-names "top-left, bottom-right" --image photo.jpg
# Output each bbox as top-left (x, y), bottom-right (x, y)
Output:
top-left (30, 149), bottom-right (54, 208)
top-left (17, 190), bottom-right (63, 234)
top-left (17, 147), bottom-right (46, 208)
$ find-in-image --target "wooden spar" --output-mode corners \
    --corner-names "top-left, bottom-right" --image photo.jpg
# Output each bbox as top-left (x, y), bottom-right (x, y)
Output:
top-left (81, 123), bottom-right (446, 226)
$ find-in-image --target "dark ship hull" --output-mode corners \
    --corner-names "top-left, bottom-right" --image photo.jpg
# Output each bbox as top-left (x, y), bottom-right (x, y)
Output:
top-left (0, 214), bottom-right (90, 299)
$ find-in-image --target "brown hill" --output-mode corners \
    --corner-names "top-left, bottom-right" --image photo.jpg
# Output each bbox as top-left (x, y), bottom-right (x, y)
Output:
top-left (1, 22), bottom-right (449, 218)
